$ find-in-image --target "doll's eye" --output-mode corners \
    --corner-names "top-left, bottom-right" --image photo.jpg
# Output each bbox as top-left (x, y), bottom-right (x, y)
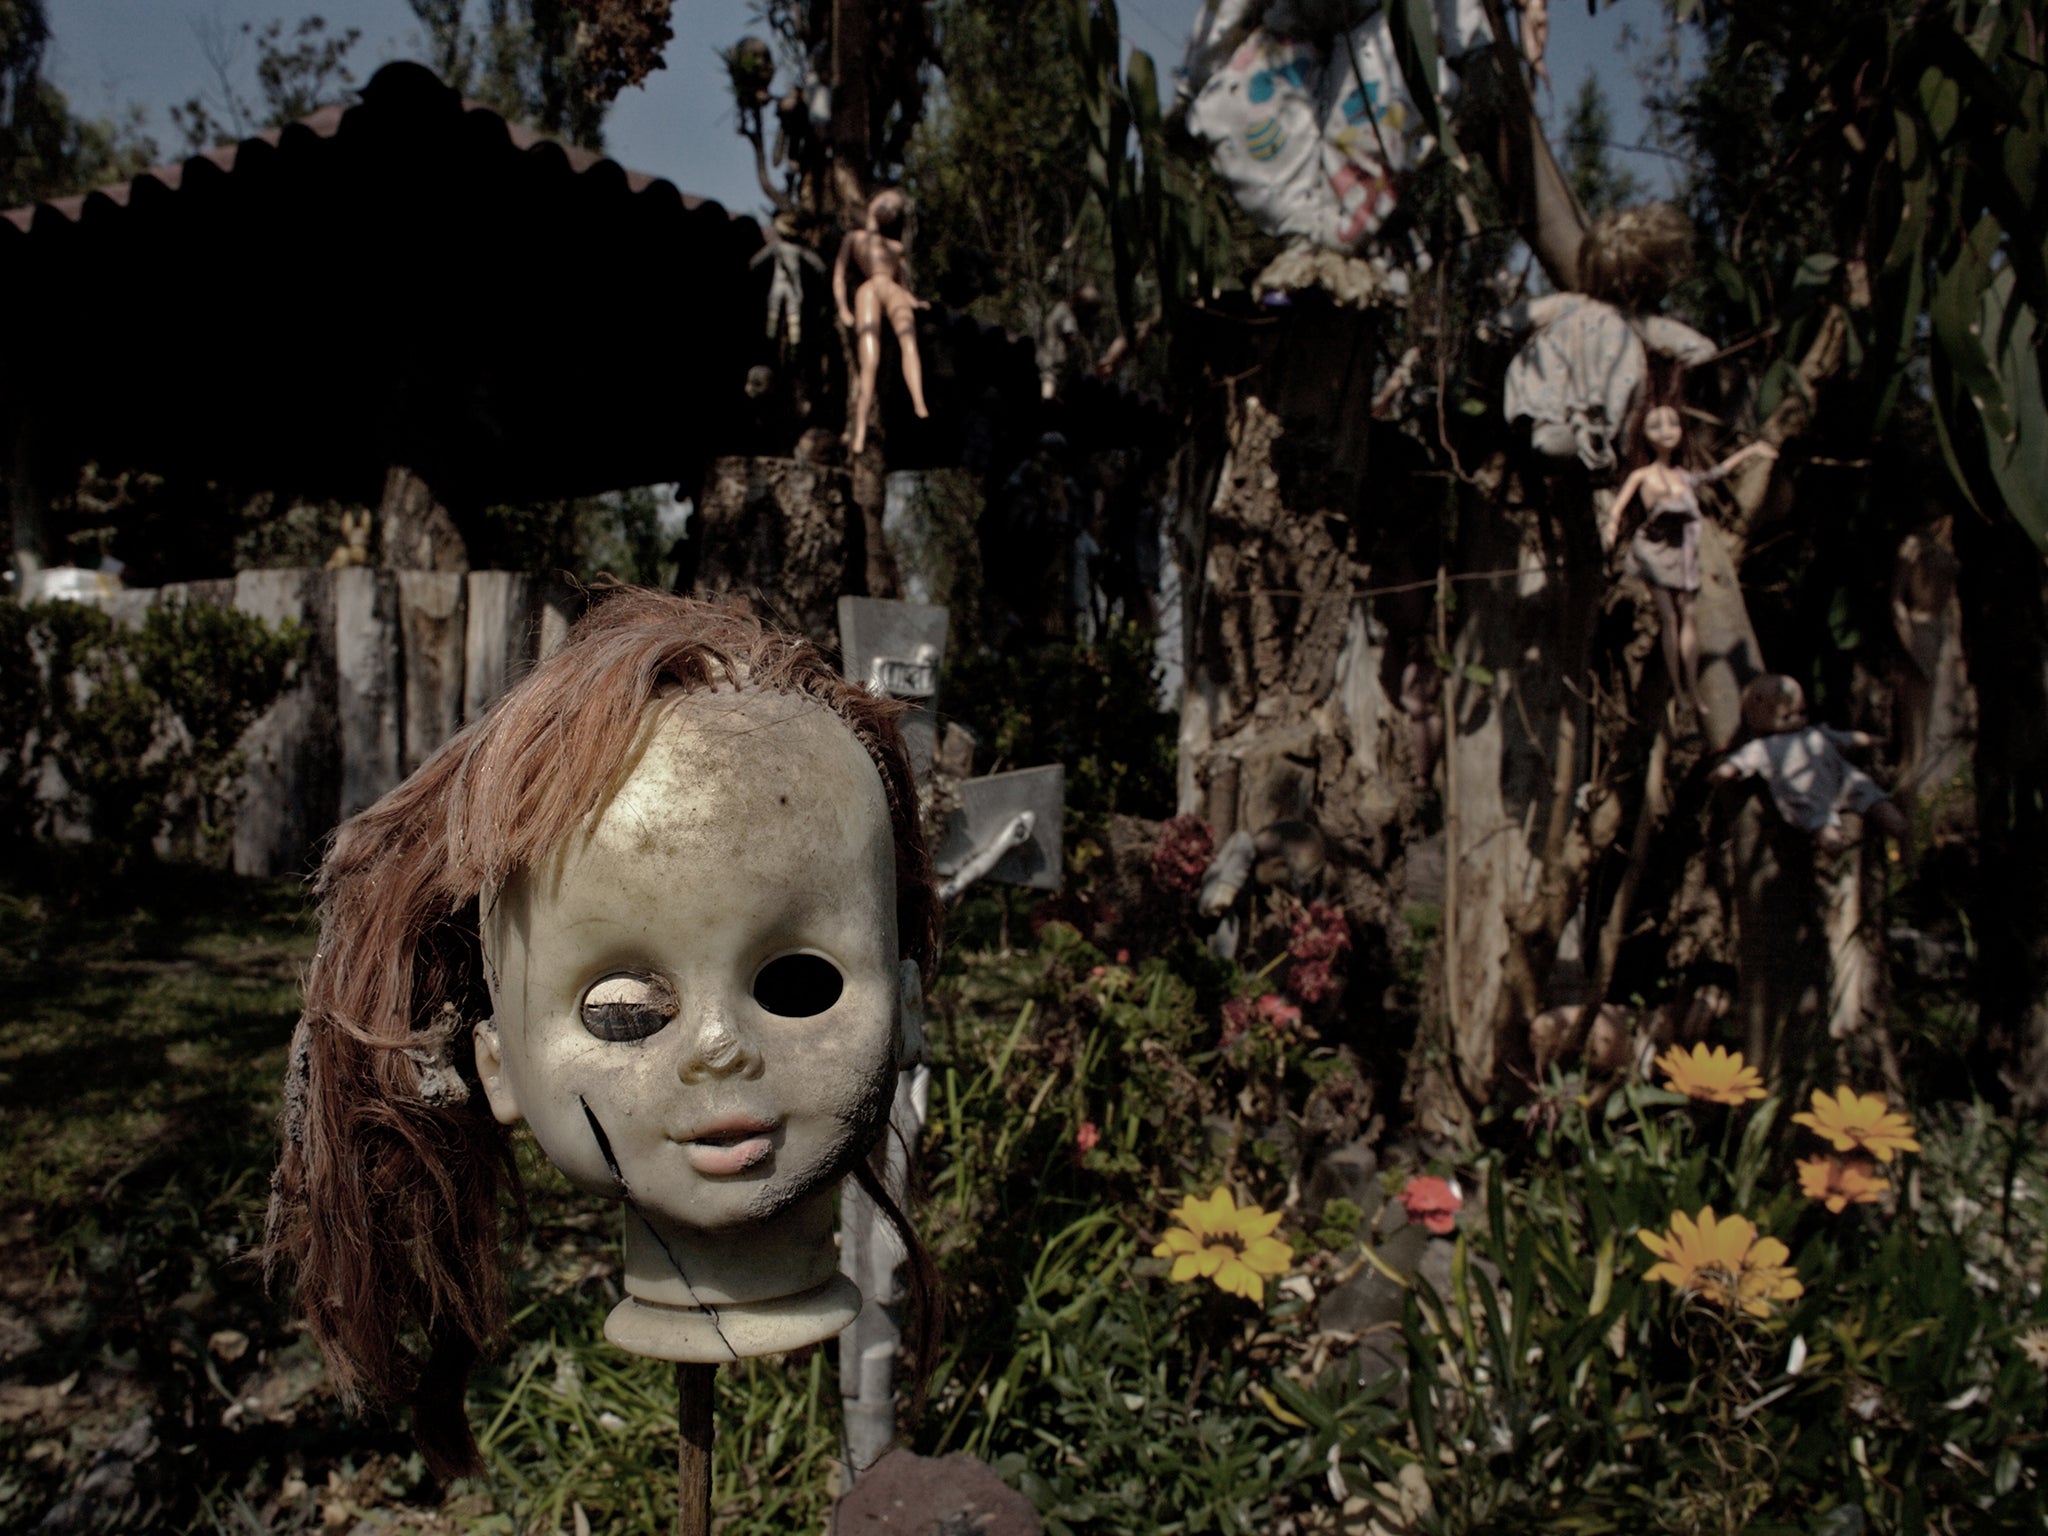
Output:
top-left (752, 953), bottom-right (844, 1018)
top-left (580, 973), bottom-right (678, 1042)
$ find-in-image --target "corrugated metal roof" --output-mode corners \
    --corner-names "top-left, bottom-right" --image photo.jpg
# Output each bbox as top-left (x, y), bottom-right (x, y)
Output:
top-left (2, 79), bottom-right (695, 234)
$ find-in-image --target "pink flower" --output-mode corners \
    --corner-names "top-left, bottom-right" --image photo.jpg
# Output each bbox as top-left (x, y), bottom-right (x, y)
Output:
top-left (1220, 996), bottom-right (1256, 1053)
top-left (1116, 949), bottom-right (1130, 964)
top-left (1075, 1121), bottom-right (1101, 1153)
top-left (1255, 994), bottom-right (1304, 1031)
top-left (1400, 1176), bottom-right (1463, 1235)
top-left (1286, 902), bottom-right (1351, 1002)
top-left (1151, 815), bottom-right (1215, 897)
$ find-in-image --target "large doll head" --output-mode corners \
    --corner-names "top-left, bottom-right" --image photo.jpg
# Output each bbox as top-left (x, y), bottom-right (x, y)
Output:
top-left (265, 591), bottom-right (939, 1477)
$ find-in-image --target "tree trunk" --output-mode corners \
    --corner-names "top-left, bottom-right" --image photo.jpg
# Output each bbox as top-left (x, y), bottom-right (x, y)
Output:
top-left (378, 465), bottom-right (469, 573)
top-left (1955, 510), bottom-right (2048, 1107)
top-left (694, 455), bottom-right (863, 644)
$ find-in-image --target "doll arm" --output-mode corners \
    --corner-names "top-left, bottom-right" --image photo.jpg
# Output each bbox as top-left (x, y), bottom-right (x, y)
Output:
top-left (1708, 743), bottom-right (1762, 785)
top-left (1488, 292), bottom-right (1570, 339)
top-left (832, 234), bottom-right (855, 327)
top-left (1701, 439), bottom-right (1779, 484)
top-left (1601, 469), bottom-right (1647, 551)
top-left (1638, 314), bottom-right (1716, 367)
top-left (1821, 725), bottom-right (1880, 753)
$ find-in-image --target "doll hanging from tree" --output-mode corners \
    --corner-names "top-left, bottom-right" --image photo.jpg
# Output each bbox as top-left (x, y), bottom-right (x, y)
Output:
top-left (835, 188), bottom-right (931, 456)
top-left (1600, 399), bottom-right (1777, 723)
top-left (1492, 203), bottom-right (1716, 471)
top-left (1709, 673), bottom-right (1910, 857)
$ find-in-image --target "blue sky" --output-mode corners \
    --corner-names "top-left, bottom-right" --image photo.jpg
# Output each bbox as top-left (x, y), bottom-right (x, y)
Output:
top-left (42, 0), bottom-right (1681, 218)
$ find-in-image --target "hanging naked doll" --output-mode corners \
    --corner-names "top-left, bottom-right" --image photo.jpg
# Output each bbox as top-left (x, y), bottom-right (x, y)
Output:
top-left (834, 189), bottom-right (931, 456)
top-left (1599, 403), bottom-right (1777, 722)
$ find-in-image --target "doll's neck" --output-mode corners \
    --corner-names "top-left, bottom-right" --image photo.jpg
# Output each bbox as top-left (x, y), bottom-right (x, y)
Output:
top-left (604, 1187), bottom-right (860, 1363)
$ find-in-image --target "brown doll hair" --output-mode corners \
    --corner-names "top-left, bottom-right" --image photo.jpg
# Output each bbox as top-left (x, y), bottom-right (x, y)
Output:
top-left (1737, 672), bottom-right (1804, 743)
top-left (264, 589), bottom-right (942, 1479)
top-left (1578, 201), bottom-right (1693, 311)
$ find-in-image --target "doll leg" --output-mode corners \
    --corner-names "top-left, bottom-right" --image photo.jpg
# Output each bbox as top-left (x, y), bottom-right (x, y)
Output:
top-left (850, 282), bottom-right (884, 455)
top-left (1650, 587), bottom-right (1690, 718)
top-left (1675, 592), bottom-right (1703, 715)
top-left (886, 286), bottom-right (930, 419)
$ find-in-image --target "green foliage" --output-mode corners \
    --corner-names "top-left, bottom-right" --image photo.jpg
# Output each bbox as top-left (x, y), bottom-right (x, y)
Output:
top-left (470, 485), bottom-right (672, 585)
top-left (0, 598), bottom-right (303, 864)
top-left (1676, 0), bottom-right (2048, 552)
top-left (407, 0), bottom-right (608, 148)
top-left (1062, 0), bottom-right (1238, 341)
top-left (1390, 1082), bottom-right (2048, 1535)
top-left (171, 16), bottom-right (361, 151)
top-left (905, 2), bottom-right (1100, 334)
top-left (0, 0), bottom-right (157, 205)
top-left (942, 620), bottom-right (1177, 823)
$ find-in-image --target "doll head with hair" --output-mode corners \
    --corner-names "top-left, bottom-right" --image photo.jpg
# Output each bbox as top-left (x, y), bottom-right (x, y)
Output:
top-left (265, 589), bottom-right (940, 1477)
top-left (1578, 202), bottom-right (1693, 312)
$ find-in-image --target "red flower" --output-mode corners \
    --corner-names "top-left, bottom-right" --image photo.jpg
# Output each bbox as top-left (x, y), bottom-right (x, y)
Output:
top-left (1075, 1121), bottom-right (1101, 1153)
top-left (1286, 901), bottom-right (1352, 1002)
top-left (1288, 900), bottom-right (1353, 963)
top-left (1256, 994), bottom-right (1304, 1031)
top-left (1151, 815), bottom-right (1215, 897)
top-left (1400, 1176), bottom-right (1463, 1235)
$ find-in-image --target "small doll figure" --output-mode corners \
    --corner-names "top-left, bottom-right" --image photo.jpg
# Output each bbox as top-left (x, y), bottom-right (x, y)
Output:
top-left (750, 213), bottom-right (826, 353)
top-left (834, 189), bottom-right (931, 456)
top-left (264, 592), bottom-right (940, 1476)
top-left (1493, 203), bottom-right (1715, 471)
top-left (1600, 403), bottom-right (1777, 720)
top-left (1709, 673), bottom-right (1909, 855)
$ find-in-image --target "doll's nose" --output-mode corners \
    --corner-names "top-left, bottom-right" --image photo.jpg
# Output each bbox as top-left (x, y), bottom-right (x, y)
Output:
top-left (677, 1010), bottom-right (764, 1084)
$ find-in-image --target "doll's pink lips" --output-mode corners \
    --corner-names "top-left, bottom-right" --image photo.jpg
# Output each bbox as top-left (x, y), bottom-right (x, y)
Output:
top-left (678, 1117), bottom-right (778, 1176)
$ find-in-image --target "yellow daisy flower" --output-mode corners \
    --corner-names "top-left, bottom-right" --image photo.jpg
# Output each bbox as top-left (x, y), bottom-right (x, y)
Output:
top-left (1790, 1087), bottom-right (1922, 1163)
top-left (2018, 1327), bottom-right (2048, 1371)
top-left (1796, 1155), bottom-right (1890, 1213)
top-left (1152, 1186), bottom-right (1293, 1303)
top-left (1639, 1206), bottom-right (1803, 1318)
top-left (1656, 1043), bottom-right (1767, 1105)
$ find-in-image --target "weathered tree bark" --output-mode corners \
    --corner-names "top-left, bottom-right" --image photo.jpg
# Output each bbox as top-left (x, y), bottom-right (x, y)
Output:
top-left (694, 455), bottom-right (863, 645)
top-left (378, 465), bottom-right (469, 573)
top-left (395, 570), bottom-right (466, 775)
top-left (1180, 309), bottom-right (1398, 889)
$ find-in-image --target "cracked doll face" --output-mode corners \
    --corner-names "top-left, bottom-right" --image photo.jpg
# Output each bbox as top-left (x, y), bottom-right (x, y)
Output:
top-left (474, 689), bottom-right (911, 1234)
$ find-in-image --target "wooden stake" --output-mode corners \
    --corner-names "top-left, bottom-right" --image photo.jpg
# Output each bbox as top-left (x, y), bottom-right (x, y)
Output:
top-left (677, 1362), bottom-right (716, 1536)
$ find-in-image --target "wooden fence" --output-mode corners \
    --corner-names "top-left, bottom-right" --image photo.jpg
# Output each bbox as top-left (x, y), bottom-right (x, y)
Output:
top-left (102, 568), bottom-right (581, 878)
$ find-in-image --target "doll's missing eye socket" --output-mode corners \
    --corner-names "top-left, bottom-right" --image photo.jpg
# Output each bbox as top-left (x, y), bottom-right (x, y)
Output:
top-left (263, 590), bottom-right (940, 1479)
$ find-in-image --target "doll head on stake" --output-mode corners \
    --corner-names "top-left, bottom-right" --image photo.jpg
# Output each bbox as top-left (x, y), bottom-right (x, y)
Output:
top-left (265, 590), bottom-right (941, 1478)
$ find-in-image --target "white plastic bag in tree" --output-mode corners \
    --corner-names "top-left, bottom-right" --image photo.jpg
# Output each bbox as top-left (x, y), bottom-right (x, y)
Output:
top-left (1182, 0), bottom-right (1491, 252)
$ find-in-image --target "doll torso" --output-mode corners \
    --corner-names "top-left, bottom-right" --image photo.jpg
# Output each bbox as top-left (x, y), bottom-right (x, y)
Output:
top-left (848, 227), bottom-right (906, 287)
top-left (1724, 725), bottom-right (1885, 833)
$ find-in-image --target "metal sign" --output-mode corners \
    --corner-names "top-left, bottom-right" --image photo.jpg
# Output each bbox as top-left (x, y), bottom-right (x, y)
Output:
top-left (838, 597), bottom-right (949, 777)
top-left (933, 764), bottom-right (1066, 894)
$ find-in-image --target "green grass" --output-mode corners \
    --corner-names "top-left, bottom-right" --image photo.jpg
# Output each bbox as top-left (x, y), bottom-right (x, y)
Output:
top-left (0, 877), bottom-right (845, 1535)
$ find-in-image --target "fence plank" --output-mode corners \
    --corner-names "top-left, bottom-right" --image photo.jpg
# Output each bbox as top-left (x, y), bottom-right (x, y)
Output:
top-left (232, 569), bottom-right (338, 878)
top-left (463, 570), bottom-right (534, 723)
top-left (397, 570), bottom-right (467, 774)
top-left (335, 567), bottom-right (403, 819)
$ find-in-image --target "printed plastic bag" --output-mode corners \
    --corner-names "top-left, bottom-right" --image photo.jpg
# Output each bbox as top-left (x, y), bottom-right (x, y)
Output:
top-left (1182, 0), bottom-right (1490, 252)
